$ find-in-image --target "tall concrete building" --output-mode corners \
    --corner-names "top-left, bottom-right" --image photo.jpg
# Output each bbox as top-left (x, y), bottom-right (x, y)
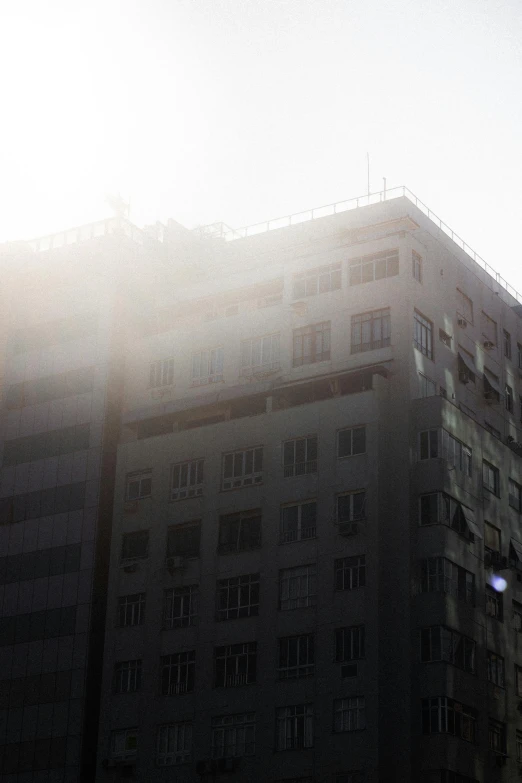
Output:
top-left (3, 188), bottom-right (522, 783)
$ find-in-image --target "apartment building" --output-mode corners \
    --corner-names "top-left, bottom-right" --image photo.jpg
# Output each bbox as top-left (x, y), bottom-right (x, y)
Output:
top-left (3, 189), bottom-right (522, 782)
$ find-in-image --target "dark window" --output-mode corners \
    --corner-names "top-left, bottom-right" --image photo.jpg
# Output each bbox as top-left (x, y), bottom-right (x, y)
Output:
top-left (283, 436), bottom-right (317, 477)
top-left (486, 585), bottom-right (503, 620)
top-left (488, 719), bottom-right (506, 754)
top-left (337, 492), bottom-right (366, 522)
top-left (222, 447), bottom-right (263, 489)
top-left (421, 697), bottom-right (476, 741)
top-left (218, 511), bottom-right (261, 554)
top-left (335, 556), bottom-right (366, 591)
top-left (503, 329), bottom-right (512, 359)
top-left (349, 249), bottom-right (399, 285)
top-left (121, 531), bottom-right (149, 561)
top-left (113, 660), bottom-right (142, 693)
top-left (171, 459), bottom-right (204, 500)
top-left (337, 426), bottom-right (366, 457)
top-left (293, 263), bottom-right (342, 298)
top-left (421, 558), bottom-right (475, 605)
top-left (351, 309), bottom-right (390, 353)
top-left (293, 322), bottom-right (331, 366)
top-left (167, 522), bottom-right (201, 559)
top-left (420, 626), bottom-right (475, 672)
top-left (164, 586), bottom-right (198, 628)
top-left (125, 471), bottom-right (152, 500)
top-left (217, 574), bottom-right (259, 620)
top-left (161, 651), bottom-right (195, 695)
top-left (483, 460), bottom-right (500, 495)
top-left (278, 634), bottom-right (314, 679)
top-left (280, 501), bottom-right (317, 543)
top-left (214, 642), bottom-right (257, 687)
top-left (414, 311), bottom-right (433, 359)
top-left (2, 424), bottom-right (90, 466)
top-left (118, 594), bottom-right (145, 627)
top-left (335, 626), bottom-right (365, 661)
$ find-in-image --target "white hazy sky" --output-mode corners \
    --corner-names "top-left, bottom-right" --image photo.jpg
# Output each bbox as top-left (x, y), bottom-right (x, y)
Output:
top-left (1, 0), bottom-right (522, 290)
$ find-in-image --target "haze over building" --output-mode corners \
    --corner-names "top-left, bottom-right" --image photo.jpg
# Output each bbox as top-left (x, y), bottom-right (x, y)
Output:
top-left (2, 188), bottom-right (522, 783)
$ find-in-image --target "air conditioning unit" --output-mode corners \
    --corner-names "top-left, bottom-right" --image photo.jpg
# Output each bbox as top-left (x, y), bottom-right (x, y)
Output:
top-left (122, 562), bottom-right (138, 573)
top-left (457, 317), bottom-right (467, 327)
top-left (166, 555), bottom-right (185, 572)
top-left (339, 521), bottom-right (359, 536)
top-left (483, 339), bottom-right (495, 350)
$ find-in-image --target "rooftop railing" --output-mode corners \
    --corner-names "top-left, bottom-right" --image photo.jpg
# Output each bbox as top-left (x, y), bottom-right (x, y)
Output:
top-left (218, 185), bottom-right (522, 305)
top-left (27, 216), bottom-right (148, 252)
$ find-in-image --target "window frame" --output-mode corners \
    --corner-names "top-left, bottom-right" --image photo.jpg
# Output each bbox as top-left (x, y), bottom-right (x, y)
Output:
top-left (170, 459), bottom-right (204, 501)
top-left (280, 500), bottom-right (317, 544)
top-left (125, 470), bottom-right (152, 501)
top-left (121, 530), bottom-right (149, 562)
top-left (164, 585), bottom-right (198, 629)
top-left (211, 712), bottom-right (256, 759)
top-left (214, 642), bottom-right (257, 688)
top-left (351, 308), bottom-right (391, 354)
top-left (333, 696), bottom-right (366, 733)
top-left (217, 573), bottom-right (260, 621)
top-left (337, 425), bottom-right (366, 458)
top-left (156, 722), bottom-right (192, 767)
top-left (482, 460), bottom-right (500, 496)
top-left (276, 704), bottom-right (314, 751)
top-left (160, 650), bottom-right (195, 695)
top-left (334, 556), bottom-right (366, 591)
top-left (414, 310), bottom-right (434, 359)
top-left (279, 564), bottom-right (317, 610)
top-left (149, 357), bottom-right (175, 389)
top-left (191, 347), bottom-right (224, 386)
top-left (278, 633), bottom-right (315, 679)
top-left (218, 510), bottom-right (262, 554)
top-left (293, 262), bottom-right (342, 298)
top-left (292, 322), bottom-right (331, 367)
top-left (117, 593), bottom-right (145, 627)
top-left (222, 447), bottom-right (263, 490)
top-left (240, 333), bottom-right (281, 375)
top-left (348, 249), bottom-right (399, 286)
top-left (283, 435), bottom-right (318, 477)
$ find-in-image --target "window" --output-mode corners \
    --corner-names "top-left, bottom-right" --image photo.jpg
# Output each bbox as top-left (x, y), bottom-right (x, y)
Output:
top-left (458, 348), bottom-right (476, 384)
top-left (421, 558), bottom-right (475, 605)
top-left (191, 347), bottom-right (224, 385)
top-left (293, 322), bottom-right (331, 366)
top-left (217, 574), bottom-right (259, 620)
top-left (0, 481), bottom-right (87, 525)
top-left (481, 311), bottom-right (497, 346)
top-left (482, 460), bottom-right (500, 495)
top-left (486, 651), bottom-right (505, 686)
top-left (486, 585), bottom-right (503, 620)
top-left (517, 730), bottom-right (522, 763)
top-left (513, 601), bottom-right (522, 632)
top-left (337, 426), bottom-right (366, 457)
top-left (334, 697), bottom-right (365, 732)
top-left (456, 289), bottom-right (473, 324)
top-left (419, 429), bottom-right (438, 460)
top-left (241, 333), bottom-right (280, 375)
top-left (278, 634), bottom-right (314, 679)
top-left (439, 329), bottom-right (451, 347)
top-left (279, 564), bottom-right (317, 610)
top-left (517, 666), bottom-right (522, 697)
top-left (442, 431), bottom-right (472, 475)
top-left (211, 713), bottom-right (256, 758)
top-left (506, 384), bottom-right (514, 413)
top-left (160, 651), bottom-right (195, 695)
top-left (113, 660), bottom-right (142, 693)
top-left (110, 728), bottom-right (138, 761)
top-left (509, 479), bottom-right (522, 511)
top-left (421, 697), bottom-right (475, 741)
top-left (483, 368), bottom-right (501, 403)
top-left (149, 358), bottom-right (174, 388)
top-left (2, 423), bottom-right (91, 467)
top-left (214, 642), bottom-right (257, 687)
top-left (164, 586), bottom-right (198, 629)
top-left (349, 249), bottom-right (399, 285)
top-left (280, 501), bottom-right (317, 543)
top-left (484, 522), bottom-right (501, 554)
top-left (503, 329), bottom-right (512, 359)
top-left (418, 372), bottom-right (437, 398)
top-left (156, 722), bottom-right (192, 766)
top-left (283, 436), bottom-right (318, 477)
top-left (121, 531), bottom-right (149, 562)
top-left (335, 626), bottom-right (365, 662)
top-left (351, 308), bottom-right (391, 353)
top-left (337, 492), bottom-right (366, 523)
top-left (414, 310), bottom-right (433, 359)
top-left (488, 719), bottom-right (506, 754)
top-left (170, 459), bottom-right (203, 500)
top-left (118, 594), bottom-right (145, 627)
top-left (293, 262), bottom-right (342, 298)
top-left (125, 470), bottom-right (152, 501)
top-left (412, 250), bottom-right (422, 282)
top-left (222, 447), bottom-right (263, 490)
top-left (167, 521), bottom-right (201, 559)
top-left (518, 342), bottom-right (522, 369)
top-left (335, 556), bottom-right (366, 591)
top-left (4, 366), bottom-right (94, 410)
top-left (276, 704), bottom-right (314, 750)
top-left (218, 511), bottom-right (262, 554)
top-left (420, 626), bottom-right (475, 672)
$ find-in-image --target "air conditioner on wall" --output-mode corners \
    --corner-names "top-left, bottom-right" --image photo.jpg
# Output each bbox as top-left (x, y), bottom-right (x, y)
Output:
top-left (339, 521), bottom-right (359, 537)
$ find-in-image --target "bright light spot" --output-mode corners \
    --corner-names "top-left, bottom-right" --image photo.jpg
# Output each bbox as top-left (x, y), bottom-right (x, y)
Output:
top-left (490, 575), bottom-right (508, 592)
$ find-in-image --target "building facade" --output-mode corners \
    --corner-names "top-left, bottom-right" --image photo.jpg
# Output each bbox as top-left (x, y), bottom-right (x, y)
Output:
top-left (2, 191), bottom-right (522, 782)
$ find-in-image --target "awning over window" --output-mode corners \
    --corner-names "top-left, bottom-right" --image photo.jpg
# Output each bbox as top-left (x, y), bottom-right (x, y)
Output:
top-left (458, 351), bottom-right (476, 375)
top-left (484, 371), bottom-right (502, 396)
top-left (461, 506), bottom-right (482, 538)
top-left (511, 538), bottom-right (522, 562)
